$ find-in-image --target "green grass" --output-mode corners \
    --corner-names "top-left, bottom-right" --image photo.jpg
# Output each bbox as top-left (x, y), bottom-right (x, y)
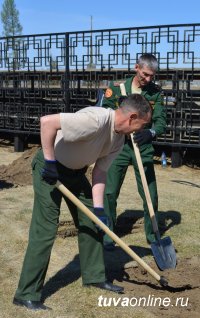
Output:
top-left (0, 164), bottom-right (199, 318)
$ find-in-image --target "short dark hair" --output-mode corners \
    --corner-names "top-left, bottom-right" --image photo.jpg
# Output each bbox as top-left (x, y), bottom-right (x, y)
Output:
top-left (137, 53), bottom-right (158, 71)
top-left (120, 94), bottom-right (151, 118)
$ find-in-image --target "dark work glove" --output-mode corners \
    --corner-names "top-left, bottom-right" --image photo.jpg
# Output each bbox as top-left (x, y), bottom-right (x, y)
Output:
top-left (133, 129), bottom-right (155, 146)
top-left (41, 160), bottom-right (59, 185)
top-left (93, 207), bottom-right (110, 233)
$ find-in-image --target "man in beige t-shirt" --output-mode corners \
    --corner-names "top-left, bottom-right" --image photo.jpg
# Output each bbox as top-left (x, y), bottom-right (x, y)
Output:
top-left (13, 94), bottom-right (151, 311)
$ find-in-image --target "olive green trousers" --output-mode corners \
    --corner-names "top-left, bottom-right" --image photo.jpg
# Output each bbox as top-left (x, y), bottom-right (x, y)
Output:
top-left (15, 150), bottom-right (105, 301)
top-left (104, 141), bottom-right (158, 244)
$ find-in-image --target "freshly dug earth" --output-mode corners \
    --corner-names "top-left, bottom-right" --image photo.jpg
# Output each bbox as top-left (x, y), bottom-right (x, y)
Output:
top-left (0, 146), bottom-right (39, 186)
top-left (0, 146), bottom-right (93, 187)
top-left (0, 143), bottom-right (199, 318)
top-left (113, 255), bottom-right (200, 318)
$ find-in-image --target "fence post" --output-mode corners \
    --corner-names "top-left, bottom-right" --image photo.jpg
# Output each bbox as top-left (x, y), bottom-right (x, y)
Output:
top-left (171, 71), bottom-right (182, 168)
top-left (14, 134), bottom-right (25, 152)
top-left (64, 32), bottom-right (70, 112)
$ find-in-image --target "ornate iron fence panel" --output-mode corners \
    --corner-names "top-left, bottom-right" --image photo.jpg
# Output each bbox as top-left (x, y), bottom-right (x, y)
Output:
top-left (0, 24), bottom-right (200, 147)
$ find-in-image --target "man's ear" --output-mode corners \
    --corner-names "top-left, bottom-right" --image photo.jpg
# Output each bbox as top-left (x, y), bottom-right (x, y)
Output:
top-left (129, 113), bottom-right (138, 124)
top-left (130, 113), bottom-right (137, 120)
top-left (134, 64), bottom-right (139, 72)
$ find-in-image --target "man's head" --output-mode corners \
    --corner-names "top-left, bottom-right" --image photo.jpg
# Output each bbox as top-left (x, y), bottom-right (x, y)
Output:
top-left (134, 53), bottom-right (158, 87)
top-left (114, 94), bottom-right (151, 134)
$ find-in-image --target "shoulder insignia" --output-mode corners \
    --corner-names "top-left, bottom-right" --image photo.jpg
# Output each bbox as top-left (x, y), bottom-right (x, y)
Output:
top-left (105, 88), bottom-right (113, 98)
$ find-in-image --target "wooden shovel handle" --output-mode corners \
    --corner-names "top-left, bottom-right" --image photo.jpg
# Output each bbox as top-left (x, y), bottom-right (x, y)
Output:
top-left (130, 133), bottom-right (159, 233)
top-left (56, 180), bottom-right (161, 283)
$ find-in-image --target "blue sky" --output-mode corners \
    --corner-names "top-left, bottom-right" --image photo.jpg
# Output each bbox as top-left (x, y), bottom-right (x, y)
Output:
top-left (0, 0), bottom-right (200, 35)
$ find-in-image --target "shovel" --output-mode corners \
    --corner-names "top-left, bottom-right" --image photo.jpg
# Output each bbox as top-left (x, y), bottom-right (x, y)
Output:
top-left (56, 180), bottom-right (168, 287)
top-left (130, 134), bottom-right (177, 271)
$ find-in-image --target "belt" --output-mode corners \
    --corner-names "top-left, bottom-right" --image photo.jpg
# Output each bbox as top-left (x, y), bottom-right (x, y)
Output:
top-left (57, 160), bottom-right (88, 175)
top-left (37, 149), bottom-right (88, 175)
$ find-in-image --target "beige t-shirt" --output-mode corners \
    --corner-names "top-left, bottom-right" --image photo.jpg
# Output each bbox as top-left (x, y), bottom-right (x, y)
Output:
top-left (54, 106), bottom-right (124, 171)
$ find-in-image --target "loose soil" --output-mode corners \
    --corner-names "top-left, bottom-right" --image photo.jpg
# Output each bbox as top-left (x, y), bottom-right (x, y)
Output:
top-left (108, 254), bottom-right (200, 318)
top-left (0, 141), bottom-right (199, 318)
top-left (0, 145), bottom-right (93, 187)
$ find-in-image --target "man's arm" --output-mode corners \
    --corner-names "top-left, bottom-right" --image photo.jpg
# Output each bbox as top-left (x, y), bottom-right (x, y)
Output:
top-left (40, 114), bottom-right (61, 160)
top-left (91, 164), bottom-right (110, 230)
top-left (152, 91), bottom-right (166, 136)
top-left (40, 114), bottom-right (61, 185)
top-left (92, 164), bottom-right (107, 207)
top-left (102, 82), bottom-right (119, 110)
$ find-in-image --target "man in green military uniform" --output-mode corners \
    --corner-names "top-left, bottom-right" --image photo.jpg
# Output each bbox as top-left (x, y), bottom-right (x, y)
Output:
top-left (102, 53), bottom-right (166, 249)
top-left (13, 95), bottom-right (152, 311)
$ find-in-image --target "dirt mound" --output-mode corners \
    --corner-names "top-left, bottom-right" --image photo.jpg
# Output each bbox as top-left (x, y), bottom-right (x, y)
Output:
top-left (105, 252), bottom-right (200, 317)
top-left (0, 147), bottom-right (39, 186)
top-left (124, 256), bottom-right (200, 317)
top-left (0, 147), bottom-right (93, 187)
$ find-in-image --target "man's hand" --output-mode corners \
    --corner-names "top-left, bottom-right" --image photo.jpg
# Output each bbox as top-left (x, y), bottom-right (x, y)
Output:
top-left (41, 160), bottom-right (59, 185)
top-left (133, 129), bottom-right (155, 146)
top-left (93, 207), bottom-right (110, 232)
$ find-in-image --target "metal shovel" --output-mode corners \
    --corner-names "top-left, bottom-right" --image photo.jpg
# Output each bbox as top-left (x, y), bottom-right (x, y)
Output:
top-left (56, 180), bottom-right (168, 287)
top-left (130, 133), bottom-right (177, 271)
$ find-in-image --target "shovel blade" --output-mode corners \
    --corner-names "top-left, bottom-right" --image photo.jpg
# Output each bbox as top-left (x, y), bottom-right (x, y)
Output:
top-left (151, 236), bottom-right (177, 271)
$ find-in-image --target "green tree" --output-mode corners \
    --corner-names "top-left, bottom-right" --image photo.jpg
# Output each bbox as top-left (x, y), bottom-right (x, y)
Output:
top-left (1, 0), bottom-right (23, 71)
top-left (1, 0), bottom-right (22, 36)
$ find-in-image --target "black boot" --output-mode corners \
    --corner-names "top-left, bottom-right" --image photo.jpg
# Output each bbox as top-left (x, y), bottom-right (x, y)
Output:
top-left (84, 281), bottom-right (124, 294)
top-left (13, 298), bottom-right (52, 311)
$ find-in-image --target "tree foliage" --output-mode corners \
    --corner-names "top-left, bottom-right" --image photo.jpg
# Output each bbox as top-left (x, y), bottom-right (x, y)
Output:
top-left (1, 0), bottom-right (22, 36)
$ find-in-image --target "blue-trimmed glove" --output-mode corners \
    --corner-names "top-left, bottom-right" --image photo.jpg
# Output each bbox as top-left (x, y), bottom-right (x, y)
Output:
top-left (93, 207), bottom-right (109, 233)
top-left (41, 160), bottom-right (59, 185)
top-left (133, 129), bottom-right (155, 146)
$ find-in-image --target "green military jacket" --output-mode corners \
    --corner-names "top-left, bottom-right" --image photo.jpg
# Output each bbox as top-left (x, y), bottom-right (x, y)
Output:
top-left (102, 76), bottom-right (166, 136)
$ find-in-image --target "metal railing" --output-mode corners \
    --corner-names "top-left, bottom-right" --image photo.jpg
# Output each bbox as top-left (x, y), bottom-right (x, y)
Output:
top-left (0, 23), bottom-right (200, 147)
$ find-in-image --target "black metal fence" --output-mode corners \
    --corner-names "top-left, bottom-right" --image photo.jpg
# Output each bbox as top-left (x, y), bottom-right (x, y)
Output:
top-left (0, 23), bottom-right (200, 148)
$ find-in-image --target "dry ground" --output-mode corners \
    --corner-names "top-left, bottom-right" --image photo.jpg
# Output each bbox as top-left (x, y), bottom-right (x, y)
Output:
top-left (0, 141), bottom-right (200, 318)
